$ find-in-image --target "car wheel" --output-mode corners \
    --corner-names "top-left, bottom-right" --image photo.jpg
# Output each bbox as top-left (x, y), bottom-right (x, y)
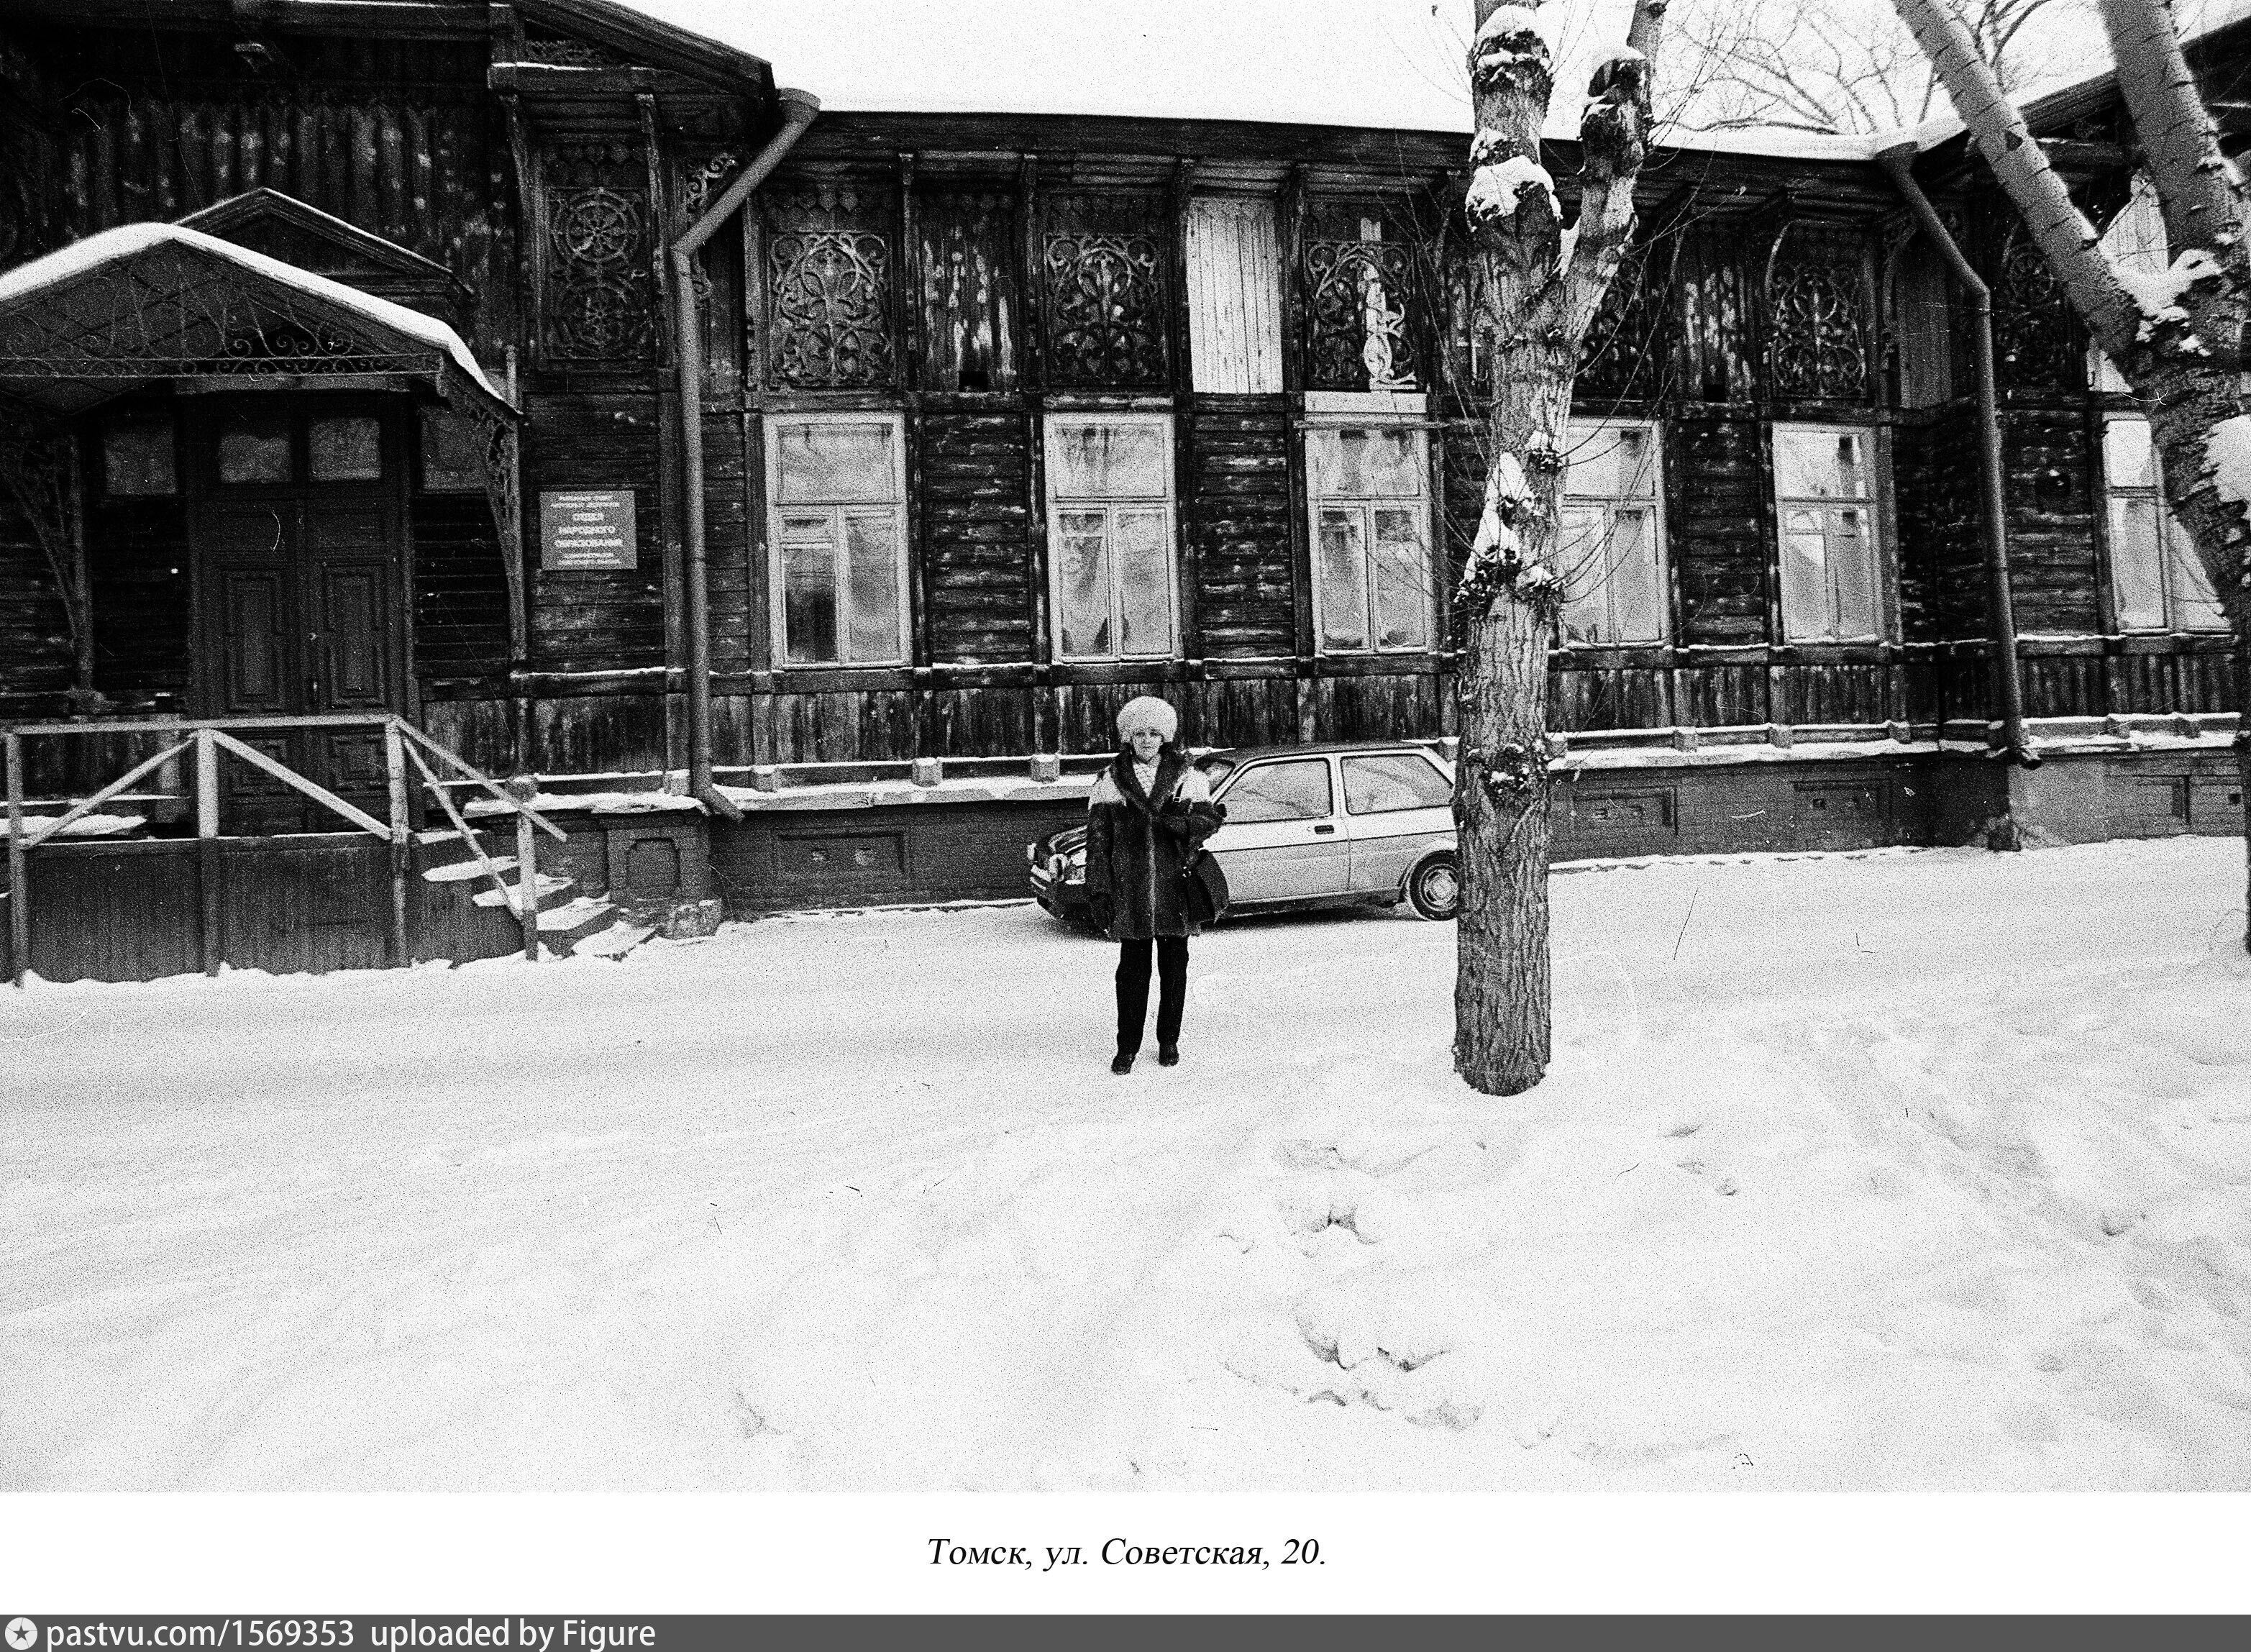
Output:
top-left (1405, 852), bottom-right (1460, 921)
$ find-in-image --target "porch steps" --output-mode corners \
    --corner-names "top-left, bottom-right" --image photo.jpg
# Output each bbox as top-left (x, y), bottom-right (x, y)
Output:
top-left (473, 872), bottom-right (573, 908)
top-left (422, 855), bottom-right (516, 882)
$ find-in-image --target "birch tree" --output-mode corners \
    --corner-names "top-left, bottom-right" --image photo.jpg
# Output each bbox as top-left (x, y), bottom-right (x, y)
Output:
top-left (1894, 0), bottom-right (2251, 946)
top-left (1454, 0), bottom-right (1668, 1095)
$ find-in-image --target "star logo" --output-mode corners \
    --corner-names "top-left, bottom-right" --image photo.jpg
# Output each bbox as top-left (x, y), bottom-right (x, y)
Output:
top-left (5, 1620), bottom-right (37, 1652)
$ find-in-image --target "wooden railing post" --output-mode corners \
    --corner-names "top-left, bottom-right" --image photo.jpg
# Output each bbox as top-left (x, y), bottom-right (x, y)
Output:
top-left (385, 719), bottom-right (411, 969)
top-left (5, 731), bottom-right (27, 987)
top-left (511, 775), bottom-right (539, 962)
top-left (196, 728), bottom-right (221, 976)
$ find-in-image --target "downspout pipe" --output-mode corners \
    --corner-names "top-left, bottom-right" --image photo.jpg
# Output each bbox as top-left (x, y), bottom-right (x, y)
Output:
top-left (672, 87), bottom-right (821, 818)
top-left (1877, 142), bottom-right (2037, 768)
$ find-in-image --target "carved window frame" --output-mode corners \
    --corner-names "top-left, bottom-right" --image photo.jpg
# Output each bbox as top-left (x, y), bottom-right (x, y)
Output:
top-left (1558, 419), bottom-right (1667, 647)
top-left (763, 412), bottom-right (913, 668)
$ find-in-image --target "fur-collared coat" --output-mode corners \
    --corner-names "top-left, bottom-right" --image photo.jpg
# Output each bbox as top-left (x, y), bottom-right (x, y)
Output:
top-left (1085, 745), bottom-right (1225, 940)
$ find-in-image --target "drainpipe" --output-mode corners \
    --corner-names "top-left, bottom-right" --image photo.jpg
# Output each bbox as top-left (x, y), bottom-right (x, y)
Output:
top-left (671, 87), bottom-right (821, 817)
top-left (1877, 142), bottom-right (2037, 768)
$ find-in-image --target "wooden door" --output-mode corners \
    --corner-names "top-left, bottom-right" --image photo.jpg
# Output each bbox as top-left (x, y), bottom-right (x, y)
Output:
top-left (190, 398), bottom-right (408, 832)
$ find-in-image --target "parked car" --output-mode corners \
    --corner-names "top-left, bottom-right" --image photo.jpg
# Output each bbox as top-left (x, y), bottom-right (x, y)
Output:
top-left (1028, 741), bottom-right (1460, 925)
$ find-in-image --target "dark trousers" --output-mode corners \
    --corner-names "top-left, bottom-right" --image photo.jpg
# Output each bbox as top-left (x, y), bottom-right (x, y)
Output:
top-left (1115, 936), bottom-right (1189, 1054)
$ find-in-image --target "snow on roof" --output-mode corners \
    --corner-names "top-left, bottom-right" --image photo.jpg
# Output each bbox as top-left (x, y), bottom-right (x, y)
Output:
top-left (0, 222), bottom-right (511, 415)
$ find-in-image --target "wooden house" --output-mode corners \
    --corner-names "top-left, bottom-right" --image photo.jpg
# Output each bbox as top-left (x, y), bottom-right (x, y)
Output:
top-left (0, 0), bottom-right (2242, 978)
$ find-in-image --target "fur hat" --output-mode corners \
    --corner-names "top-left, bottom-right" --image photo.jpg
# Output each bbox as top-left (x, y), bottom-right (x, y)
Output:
top-left (1115, 694), bottom-right (1179, 742)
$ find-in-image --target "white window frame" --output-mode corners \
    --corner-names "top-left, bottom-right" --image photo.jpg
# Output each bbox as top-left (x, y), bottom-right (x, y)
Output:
top-left (1772, 422), bottom-right (1886, 643)
top-left (764, 411), bottom-right (912, 668)
top-left (1305, 419), bottom-right (1435, 656)
top-left (1043, 411), bottom-right (1179, 662)
top-left (2101, 412), bottom-right (2232, 634)
top-left (1558, 419), bottom-right (1667, 647)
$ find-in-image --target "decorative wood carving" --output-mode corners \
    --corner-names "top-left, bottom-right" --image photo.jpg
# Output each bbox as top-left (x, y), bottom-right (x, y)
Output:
top-left (766, 186), bottom-right (895, 389)
top-left (1042, 228), bottom-right (1167, 385)
top-left (1577, 243), bottom-right (1664, 401)
top-left (1994, 225), bottom-right (2076, 386)
top-left (1304, 239), bottom-right (1419, 391)
top-left (1767, 259), bottom-right (1869, 399)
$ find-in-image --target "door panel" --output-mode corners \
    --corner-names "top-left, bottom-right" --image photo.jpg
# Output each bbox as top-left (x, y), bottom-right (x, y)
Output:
top-left (312, 562), bottom-right (391, 708)
top-left (216, 567), bottom-right (293, 714)
top-left (1341, 751), bottom-right (1456, 893)
top-left (1207, 758), bottom-right (1351, 903)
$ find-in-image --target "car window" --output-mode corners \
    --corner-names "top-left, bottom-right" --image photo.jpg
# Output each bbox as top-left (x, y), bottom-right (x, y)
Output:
top-left (1195, 755), bottom-right (1236, 790)
top-left (1220, 759), bottom-right (1333, 823)
top-left (1342, 752), bottom-right (1453, 815)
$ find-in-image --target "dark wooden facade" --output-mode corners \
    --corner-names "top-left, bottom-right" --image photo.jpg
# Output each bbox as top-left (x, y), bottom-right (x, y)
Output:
top-left (1, 0), bottom-right (2241, 818)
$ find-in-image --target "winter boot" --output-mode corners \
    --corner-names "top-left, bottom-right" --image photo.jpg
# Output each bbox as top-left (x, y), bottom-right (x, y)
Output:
top-left (1157, 1044), bottom-right (1179, 1067)
top-left (1111, 1049), bottom-right (1135, 1075)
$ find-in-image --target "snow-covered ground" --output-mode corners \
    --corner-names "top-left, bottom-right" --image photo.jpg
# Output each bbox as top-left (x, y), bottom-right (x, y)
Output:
top-left (3, 838), bottom-right (2247, 1492)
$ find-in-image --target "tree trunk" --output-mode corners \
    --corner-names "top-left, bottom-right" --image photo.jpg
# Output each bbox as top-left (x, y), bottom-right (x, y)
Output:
top-left (1894, 0), bottom-right (2251, 951)
top-left (1453, 0), bottom-right (1666, 1094)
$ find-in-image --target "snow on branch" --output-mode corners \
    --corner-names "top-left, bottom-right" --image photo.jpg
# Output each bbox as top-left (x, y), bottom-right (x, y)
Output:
top-left (1465, 156), bottom-right (1560, 235)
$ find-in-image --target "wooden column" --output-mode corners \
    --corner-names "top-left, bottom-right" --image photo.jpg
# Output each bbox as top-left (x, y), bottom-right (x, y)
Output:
top-left (1171, 158), bottom-right (1202, 677)
top-left (385, 720), bottom-right (410, 969)
top-left (195, 727), bottom-right (221, 977)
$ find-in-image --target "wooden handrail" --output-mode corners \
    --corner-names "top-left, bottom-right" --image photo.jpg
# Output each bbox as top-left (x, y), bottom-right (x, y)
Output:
top-left (17, 738), bottom-right (194, 851)
top-left (395, 720), bottom-right (566, 842)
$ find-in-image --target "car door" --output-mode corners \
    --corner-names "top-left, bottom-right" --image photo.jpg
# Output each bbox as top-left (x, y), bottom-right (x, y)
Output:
top-left (1207, 757), bottom-right (1350, 903)
top-left (1341, 749), bottom-right (1457, 894)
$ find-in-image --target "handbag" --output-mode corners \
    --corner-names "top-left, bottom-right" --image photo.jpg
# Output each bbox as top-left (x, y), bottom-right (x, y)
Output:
top-left (1183, 845), bottom-right (1230, 925)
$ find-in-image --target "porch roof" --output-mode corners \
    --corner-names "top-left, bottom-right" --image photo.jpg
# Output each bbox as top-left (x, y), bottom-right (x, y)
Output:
top-left (0, 224), bottom-right (514, 426)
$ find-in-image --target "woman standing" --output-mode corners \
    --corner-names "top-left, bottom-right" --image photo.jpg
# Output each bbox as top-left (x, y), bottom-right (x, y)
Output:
top-left (1084, 695), bottom-right (1226, 1074)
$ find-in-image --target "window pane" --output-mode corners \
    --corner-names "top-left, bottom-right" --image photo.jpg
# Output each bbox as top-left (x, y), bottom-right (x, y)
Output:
top-left (104, 417), bottom-right (175, 496)
top-left (2167, 531), bottom-right (2231, 631)
top-left (1056, 508), bottom-right (1113, 658)
top-left (1565, 424), bottom-right (1655, 501)
top-left (1774, 427), bottom-right (1871, 500)
top-left (1372, 507), bottom-right (1430, 649)
top-left (217, 410), bottom-right (292, 485)
top-left (1317, 506), bottom-right (1369, 650)
top-left (1223, 759), bottom-right (1333, 823)
top-left (843, 513), bottom-right (900, 662)
top-left (2109, 496), bottom-right (2167, 629)
top-left (1607, 506), bottom-right (1664, 642)
top-left (775, 421), bottom-right (895, 503)
top-left (1781, 508), bottom-right (1833, 639)
top-left (1342, 752), bottom-right (1452, 814)
top-left (1050, 421), bottom-right (1167, 498)
top-left (1114, 506), bottom-right (1173, 657)
top-left (782, 526), bottom-right (839, 664)
top-left (1310, 426), bottom-right (1421, 498)
top-left (2104, 417), bottom-right (2159, 490)
top-left (1557, 506), bottom-right (1609, 643)
top-left (1827, 507), bottom-right (1878, 637)
top-left (420, 407), bottom-right (484, 492)
top-left (309, 416), bottom-right (382, 482)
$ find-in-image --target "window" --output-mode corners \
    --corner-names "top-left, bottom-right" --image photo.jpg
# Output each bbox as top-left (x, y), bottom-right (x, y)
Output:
top-left (766, 415), bottom-right (909, 666)
top-left (1341, 752), bottom-right (1451, 815)
top-left (1773, 424), bottom-right (1882, 641)
top-left (216, 407), bottom-right (293, 485)
top-left (309, 416), bottom-right (382, 483)
top-left (1045, 414), bottom-right (1177, 660)
top-left (102, 415), bottom-right (175, 497)
top-left (1307, 424), bottom-right (1432, 652)
top-left (2091, 175), bottom-right (2165, 394)
top-left (1558, 421), bottom-right (1665, 645)
top-left (1223, 759), bottom-right (1333, 823)
top-left (2103, 416), bottom-right (2229, 632)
